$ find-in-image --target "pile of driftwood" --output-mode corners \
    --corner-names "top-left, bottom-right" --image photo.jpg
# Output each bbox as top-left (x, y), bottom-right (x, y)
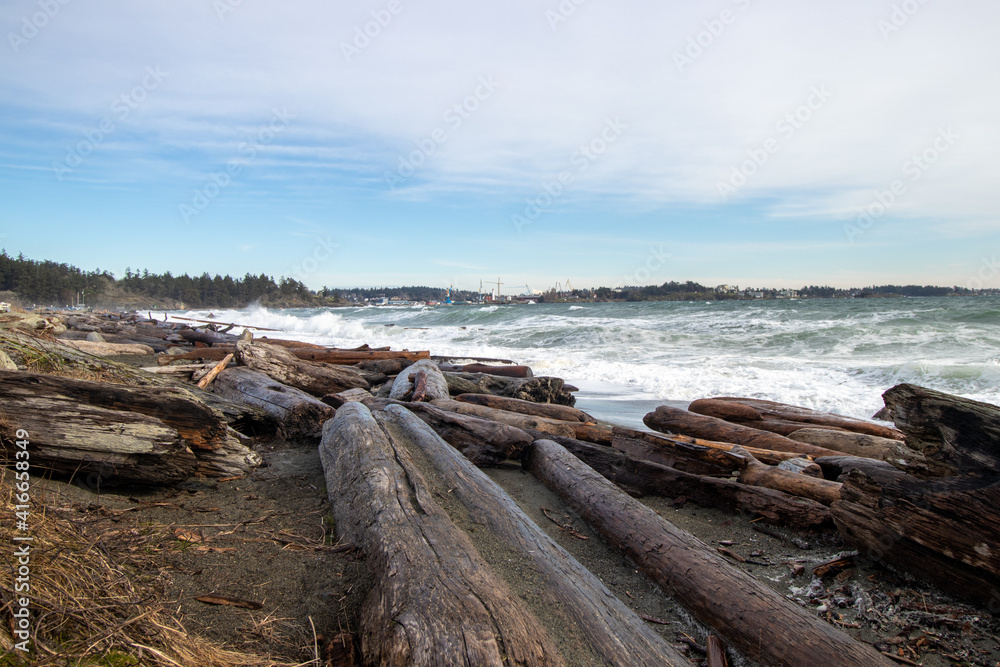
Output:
top-left (3, 310), bottom-right (998, 665)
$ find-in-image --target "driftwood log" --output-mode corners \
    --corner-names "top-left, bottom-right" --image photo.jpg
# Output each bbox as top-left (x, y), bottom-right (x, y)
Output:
top-left (319, 403), bottom-right (561, 666)
top-left (292, 349), bottom-right (429, 365)
top-left (698, 397), bottom-right (905, 440)
top-left (374, 405), bottom-right (688, 666)
top-left (429, 398), bottom-right (578, 439)
top-left (211, 367), bottom-right (335, 440)
top-left (401, 402), bottom-right (534, 466)
top-left (644, 405), bottom-right (840, 458)
top-left (235, 340), bottom-right (369, 396)
top-left (732, 446), bottom-right (842, 506)
top-left (443, 372), bottom-right (576, 406)
top-left (613, 426), bottom-right (802, 467)
top-left (389, 359), bottom-right (449, 402)
top-left (0, 370), bottom-right (259, 484)
top-left (788, 427), bottom-right (933, 475)
top-left (438, 363), bottom-right (533, 378)
top-left (882, 383), bottom-right (1000, 475)
top-left (526, 439), bottom-right (894, 667)
top-left (455, 393), bottom-right (593, 423)
top-left (544, 434), bottom-right (832, 528)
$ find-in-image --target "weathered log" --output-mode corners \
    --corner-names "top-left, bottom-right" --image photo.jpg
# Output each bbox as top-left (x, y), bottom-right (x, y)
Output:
top-left (438, 363), bottom-right (534, 378)
top-left (156, 347), bottom-right (233, 365)
top-left (544, 434), bottom-right (832, 528)
top-left (375, 405), bottom-right (688, 666)
top-left (389, 359), bottom-right (449, 402)
top-left (61, 340), bottom-right (156, 356)
top-left (708, 396), bottom-right (905, 440)
top-left (138, 364), bottom-right (212, 374)
top-left (832, 469), bottom-right (1000, 610)
top-left (455, 393), bottom-right (593, 423)
top-left (292, 349), bottom-right (430, 364)
top-left (788, 427), bottom-right (934, 475)
top-left (644, 405), bottom-right (840, 457)
top-left (706, 635), bottom-right (729, 667)
top-left (254, 337), bottom-right (326, 349)
top-left (235, 340), bottom-right (369, 396)
top-left (733, 446), bottom-right (842, 506)
top-left (177, 328), bottom-right (235, 346)
top-left (443, 372), bottom-right (576, 406)
top-left (882, 383), bottom-right (1000, 475)
top-left (0, 370), bottom-right (260, 484)
top-left (196, 353), bottom-right (234, 389)
top-left (429, 398), bottom-right (578, 439)
top-left (814, 455), bottom-right (909, 483)
top-left (612, 428), bottom-right (748, 477)
top-left (526, 439), bottom-right (894, 667)
top-left (393, 402), bottom-right (534, 466)
top-left (319, 403), bottom-right (561, 666)
top-left (211, 367), bottom-right (335, 440)
top-left (613, 426), bottom-right (803, 466)
top-left (357, 358), bottom-right (413, 376)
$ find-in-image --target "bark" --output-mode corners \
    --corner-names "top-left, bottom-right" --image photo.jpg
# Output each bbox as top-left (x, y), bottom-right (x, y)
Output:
top-left (455, 393), bottom-right (594, 423)
top-left (644, 405), bottom-right (841, 457)
top-left (526, 439), bottom-right (894, 667)
top-left (375, 405), bottom-right (688, 666)
top-left (389, 359), bottom-right (449, 402)
top-left (882, 383), bottom-right (1000, 475)
top-left (707, 396), bottom-right (905, 440)
top-left (548, 435), bottom-right (832, 529)
top-left (235, 340), bottom-right (369, 396)
top-left (319, 403), bottom-right (561, 666)
top-left (0, 370), bottom-right (259, 484)
top-left (211, 367), bottom-right (335, 440)
top-left (832, 469), bottom-right (1000, 609)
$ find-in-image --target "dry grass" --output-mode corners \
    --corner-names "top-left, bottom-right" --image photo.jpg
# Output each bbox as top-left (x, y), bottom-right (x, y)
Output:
top-left (0, 469), bottom-right (311, 667)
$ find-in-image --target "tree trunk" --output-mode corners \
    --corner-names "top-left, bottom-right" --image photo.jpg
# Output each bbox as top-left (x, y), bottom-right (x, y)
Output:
top-left (235, 340), bottom-right (369, 396)
top-left (374, 405), bottom-right (689, 666)
top-left (882, 383), bottom-right (1000, 475)
top-left (429, 398), bottom-right (578, 439)
top-left (455, 393), bottom-right (593, 423)
top-left (157, 347), bottom-right (233, 365)
top-left (525, 439), bottom-right (894, 667)
top-left (389, 359), bottom-right (449, 402)
top-left (788, 427), bottom-right (935, 475)
top-left (613, 425), bottom-right (804, 466)
top-left (0, 370), bottom-right (259, 484)
top-left (611, 428), bottom-right (749, 477)
top-left (832, 470), bottom-right (1000, 609)
top-left (705, 397), bottom-right (905, 440)
top-left (319, 403), bottom-right (561, 666)
top-left (401, 402), bottom-right (534, 466)
top-left (60, 340), bottom-right (156, 356)
top-left (644, 405), bottom-right (841, 457)
top-left (732, 446), bottom-right (843, 506)
top-left (438, 363), bottom-right (534, 378)
top-left (545, 434), bottom-right (832, 529)
top-left (211, 367), bottom-right (335, 440)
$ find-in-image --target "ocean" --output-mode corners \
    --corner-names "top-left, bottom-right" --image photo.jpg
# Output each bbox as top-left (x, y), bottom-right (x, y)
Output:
top-left (173, 296), bottom-right (1000, 429)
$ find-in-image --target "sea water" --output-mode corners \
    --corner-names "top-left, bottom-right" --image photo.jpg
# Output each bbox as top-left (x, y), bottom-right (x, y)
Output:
top-left (175, 296), bottom-right (1000, 427)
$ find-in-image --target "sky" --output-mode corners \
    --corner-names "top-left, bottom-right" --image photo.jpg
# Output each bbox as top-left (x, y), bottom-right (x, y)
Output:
top-left (1, 0), bottom-right (998, 293)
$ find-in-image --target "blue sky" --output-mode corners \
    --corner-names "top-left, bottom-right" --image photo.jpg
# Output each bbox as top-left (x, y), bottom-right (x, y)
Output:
top-left (1, 0), bottom-right (998, 292)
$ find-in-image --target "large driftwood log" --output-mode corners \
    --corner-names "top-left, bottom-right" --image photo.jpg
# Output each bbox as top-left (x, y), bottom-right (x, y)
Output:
top-left (292, 349), bottom-right (429, 365)
top-left (375, 405), bottom-right (688, 666)
top-left (544, 434), bottom-right (832, 528)
top-left (438, 363), bottom-right (533, 378)
top-left (211, 367), bottom-right (335, 440)
top-left (882, 383), bottom-right (1000, 475)
top-left (235, 340), bottom-right (369, 396)
top-left (401, 402), bottom-right (534, 466)
top-left (833, 470), bottom-right (1000, 609)
top-left (732, 446), bottom-right (842, 506)
top-left (319, 404), bottom-right (561, 666)
top-left (389, 359), bottom-right (449, 401)
top-left (455, 393), bottom-right (593, 423)
top-left (429, 398), bottom-right (578, 439)
top-left (613, 426), bottom-right (802, 467)
top-left (644, 405), bottom-right (840, 457)
top-left (526, 439), bottom-right (893, 667)
top-left (156, 347), bottom-right (233, 365)
top-left (0, 370), bottom-right (259, 484)
top-left (61, 340), bottom-right (156, 356)
top-left (443, 372), bottom-right (576, 406)
top-left (788, 427), bottom-right (934, 475)
top-left (700, 397), bottom-right (905, 440)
